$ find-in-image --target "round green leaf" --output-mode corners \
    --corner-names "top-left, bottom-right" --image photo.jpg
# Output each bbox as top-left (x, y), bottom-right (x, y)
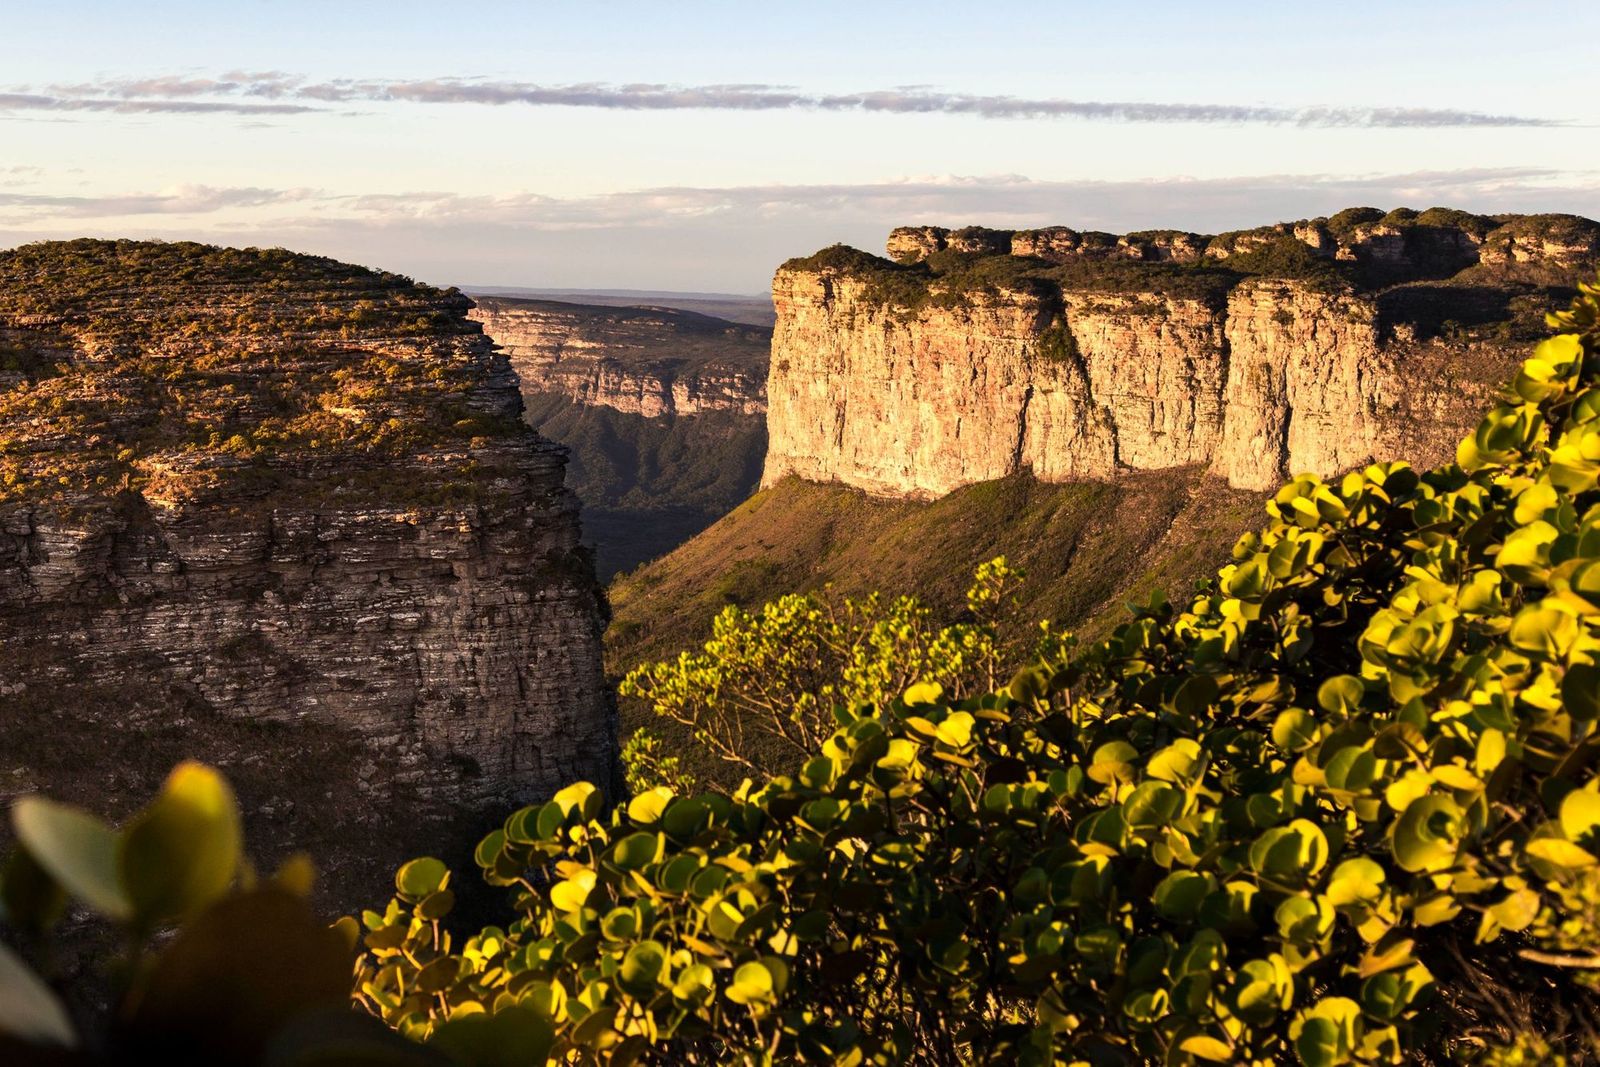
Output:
top-left (725, 960), bottom-right (775, 1006)
top-left (120, 762), bottom-right (242, 925)
top-left (428, 1006), bottom-right (555, 1067)
top-left (672, 962), bottom-right (715, 1006)
top-left (1153, 870), bottom-right (1214, 921)
top-left (395, 857), bottom-right (449, 901)
top-left (12, 797), bottom-right (130, 921)
top-left (1392, 795), bottom-right (1463, 873)
top-left (1560, 789), bottom-right (1600, 844)
top-left (1317, 676), bottom-right (1364, 714)
top-left (608, 832), bottom-right (662, 872)
top-left (618, 940), bottom-right (666, 996)
top-left (1249, 819), bottom-right (1329, 878)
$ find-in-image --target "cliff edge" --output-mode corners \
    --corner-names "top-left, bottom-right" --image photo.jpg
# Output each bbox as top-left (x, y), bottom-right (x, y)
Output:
top-left (765, 208), bottom-right (1600, 498)
top-left (0, 239), bottom-right (615, 900)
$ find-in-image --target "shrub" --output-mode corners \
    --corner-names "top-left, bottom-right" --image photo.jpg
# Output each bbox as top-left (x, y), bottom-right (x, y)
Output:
top-left (0, 763), bottom-right (424, 1064)
top-left (348, 279), bottom-right (1600, 1064)
top-left (619, 559), bottom-right (1027, 783)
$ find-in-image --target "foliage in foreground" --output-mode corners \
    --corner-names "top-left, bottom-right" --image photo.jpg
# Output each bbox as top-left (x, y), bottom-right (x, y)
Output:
top-left (0, 763), bottom-right (433, 1065)
top-left (349, 280), bottom-right (1600, 1063)
top-left (620, 558), bottom-right (1028, 787)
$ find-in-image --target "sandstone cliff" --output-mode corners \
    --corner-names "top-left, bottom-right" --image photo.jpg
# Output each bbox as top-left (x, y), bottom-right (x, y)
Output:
top-left (469, 297), bottom-right (767, 418)
top-left (469, 297), bottom-right (770, 578)
top-left (765, 209), bottom-right (1600, 499)
top-left (0, 240), bottom-right (615, 901)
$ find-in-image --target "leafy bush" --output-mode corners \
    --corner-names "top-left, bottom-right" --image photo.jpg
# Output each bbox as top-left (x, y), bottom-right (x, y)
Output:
top-left (350, 280), bottom-right (1600, 1063)
top-left (619, 559), bottom-right (1026, 784)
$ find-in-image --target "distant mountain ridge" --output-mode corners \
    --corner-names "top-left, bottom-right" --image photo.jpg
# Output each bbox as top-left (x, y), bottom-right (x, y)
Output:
top-left (464, 287), bottom-right (775, 327)
top-left (469, 295), bottom-right (770, 578)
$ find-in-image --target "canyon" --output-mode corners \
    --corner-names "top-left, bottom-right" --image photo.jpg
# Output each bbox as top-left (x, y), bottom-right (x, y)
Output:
top-left (0, 240), bottom-right (615, 903)
top-left (468, 297), bottom-right (770, 578)
top-left (764, 208), bottom-right (1600, 499)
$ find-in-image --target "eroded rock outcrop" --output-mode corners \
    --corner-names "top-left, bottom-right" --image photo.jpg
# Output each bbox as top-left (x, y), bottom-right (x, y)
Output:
top-left (767, 210), bottom-right (1600, 498)
top-left (469, 298), bottom-right (768, 418)
top-left (468, 296), bottom-right (771, 578)
top-left (0, 240), bottom-right (614, 900)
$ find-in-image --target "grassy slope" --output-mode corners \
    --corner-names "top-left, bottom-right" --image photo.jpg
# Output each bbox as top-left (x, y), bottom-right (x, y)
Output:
top-left (606, 471), bottom-right (1266, 721)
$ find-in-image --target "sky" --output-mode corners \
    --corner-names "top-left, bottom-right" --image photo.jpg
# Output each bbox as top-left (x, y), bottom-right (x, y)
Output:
top-left (2, 1), bottom-right (1598, 292)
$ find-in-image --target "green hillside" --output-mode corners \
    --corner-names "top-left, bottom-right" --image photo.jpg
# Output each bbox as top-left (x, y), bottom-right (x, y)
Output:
top-left (606, 468), bottom-right (1265, 685)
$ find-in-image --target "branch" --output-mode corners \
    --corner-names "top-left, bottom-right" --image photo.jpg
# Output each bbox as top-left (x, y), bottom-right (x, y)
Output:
top-left (1518, 948), bottom-right (1600, 969)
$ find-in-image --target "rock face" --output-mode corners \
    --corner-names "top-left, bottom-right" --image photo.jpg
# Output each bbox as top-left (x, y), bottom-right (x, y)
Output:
top-left (469, 298), bottom-right (767, 418)
top-left (468, 297), bottom-right (770, 579)
top-left (766, 210), bottom-right (1600, 499)
top-left (0, 240), bottom-right (615, 899)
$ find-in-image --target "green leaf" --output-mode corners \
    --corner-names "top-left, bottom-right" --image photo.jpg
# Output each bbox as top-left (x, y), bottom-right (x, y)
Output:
top-left (1272, 709), bottom-right (1318, 752)
top-left (626, 788), bottom-right (673, 826)
top-left (1172, 674), bottom-right (1219, 716)
top-left (1323, 745), bottom-right (1381, 793)
top-left (395, 857), bottom-right (449, 902)
top-left (608, 832), bottom-right (662, 872)
top-left (12, 796), bottom-right (130, 921)
top-left (0, 940), bottom-right (76, 1047)
top-left (1123, 781), bottom-right (1184, 830)
top-left (1179, 1034), bottom-right (1235, 1062)
top-left (672, 962), bottom-right (715, 1006)
top-left (1292, 997), bottom-right (1361, 1067)
top-left (120, 762), bottom-right (242, 925)
top-left (1564, 663), bottom-right (1600, 720)
top-left (1560, 789), bottom-right (1600, 844)
top-left (1318, 676), bottom-right (1364, 714)
top-left (1392, 795), bottom-right (1463, 873)
top-left (125, 888), bottom-right (352, 1062)
top-left (550, 870), bottom-right (596, 913)
top-left (1524, 837), bottom-right (1596, 870)
top-left (725, 960), bottom-right (775, 1006)
top-left (618, 941), bottom-right (666, 996)
top-left (1153, 870), bottom-right (1214, 921)
top-left (1249, 819), bottom-right (1329, 878)
top-left (1146, 739), bottom-right (1204, 785)
top-left (551, 782), bottom-right (602, 822)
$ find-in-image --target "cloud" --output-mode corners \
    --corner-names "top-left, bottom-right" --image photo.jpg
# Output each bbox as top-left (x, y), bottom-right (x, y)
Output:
top-left (292, 168), bottom-right (1595, 232)
top-left (0, 185), bottom-right (313, 219)
top-left (1, 73), bottom-right (1564, 128)
top-left (2, 169), bottom-right (1594, 290)
top-left (0, 91), bottom-right (318, 117)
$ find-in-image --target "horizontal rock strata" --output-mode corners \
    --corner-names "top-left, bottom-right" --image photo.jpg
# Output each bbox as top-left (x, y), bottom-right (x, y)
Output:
top-left (0, 239), bottom-right (615, 899)
top-left (469, 297), bottom-right (768, 418)
top-left (765, 209), bottom-right (1600, 498)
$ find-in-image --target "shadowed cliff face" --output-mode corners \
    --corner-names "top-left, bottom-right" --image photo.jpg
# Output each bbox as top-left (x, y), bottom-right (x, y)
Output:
top-left (766, 209), bottom-right (1600, 499)
top-left (469, 297), bottom-right (769, 578)
top-left (0, 239), bottom-right (615, 906)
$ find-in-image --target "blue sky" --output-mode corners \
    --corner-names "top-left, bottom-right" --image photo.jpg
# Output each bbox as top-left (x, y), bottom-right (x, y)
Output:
top-left (2, 1), bottom-right (1597, 291)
